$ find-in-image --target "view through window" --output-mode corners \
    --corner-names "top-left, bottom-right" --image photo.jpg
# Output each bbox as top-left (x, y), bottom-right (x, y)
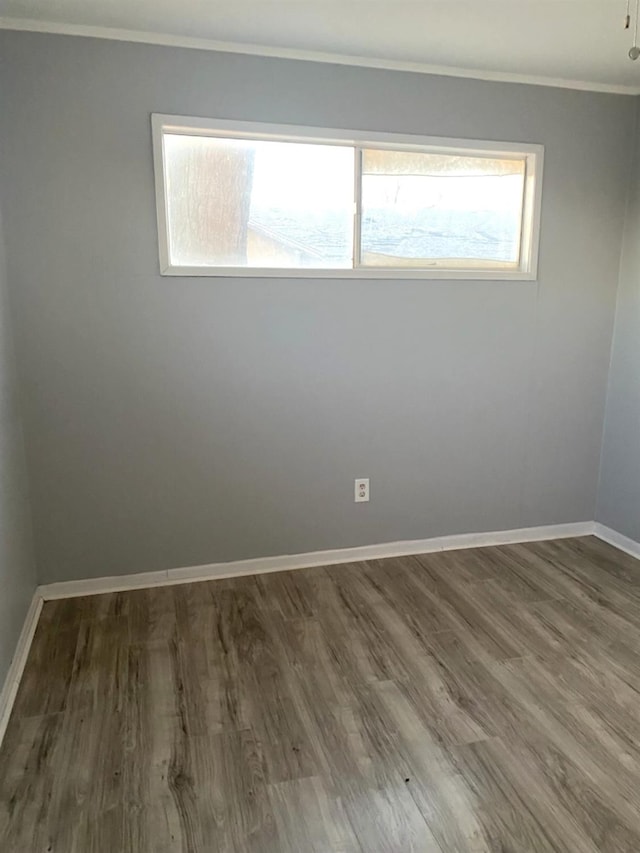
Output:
top-left (360, 150), bottom-right (525, 268)
top-left (154, 117), bottom-right (542, 278)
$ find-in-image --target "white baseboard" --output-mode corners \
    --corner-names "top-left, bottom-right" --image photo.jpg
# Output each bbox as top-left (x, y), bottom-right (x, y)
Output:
top-left (0, 592), bottom-right (43, 749)
top-left (38, 521), bottom-right (595, 601)
top-left (593, 522), bottom-right (640, 560)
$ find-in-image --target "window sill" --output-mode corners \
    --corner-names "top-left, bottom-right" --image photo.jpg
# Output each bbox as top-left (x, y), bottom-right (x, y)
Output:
top-left (160, 265), bottom-right (538, 281)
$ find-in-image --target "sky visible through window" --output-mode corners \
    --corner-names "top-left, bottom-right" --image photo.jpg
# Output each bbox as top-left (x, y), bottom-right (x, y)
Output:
top-left (250, 141), bottom-right (354, 210)
top-left (251, 142), bottom-right (522, 213)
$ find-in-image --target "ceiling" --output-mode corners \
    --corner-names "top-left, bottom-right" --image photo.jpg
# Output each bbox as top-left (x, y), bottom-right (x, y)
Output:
top-left (1, 0), bottom-right (640, 93)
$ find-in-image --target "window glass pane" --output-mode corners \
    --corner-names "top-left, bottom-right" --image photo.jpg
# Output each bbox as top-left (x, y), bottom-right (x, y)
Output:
top-left (360, 149), bottom-right (526, 268)
top-left (163, 134), bottom-right (355, 268)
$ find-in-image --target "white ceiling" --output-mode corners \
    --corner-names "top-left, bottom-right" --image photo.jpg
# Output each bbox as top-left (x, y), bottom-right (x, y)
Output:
top-left (1, 0), bottom-right (640, 93)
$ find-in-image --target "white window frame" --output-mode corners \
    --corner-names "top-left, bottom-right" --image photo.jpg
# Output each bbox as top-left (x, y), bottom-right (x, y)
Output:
top-left (151, 114), bottom-right (543, 281)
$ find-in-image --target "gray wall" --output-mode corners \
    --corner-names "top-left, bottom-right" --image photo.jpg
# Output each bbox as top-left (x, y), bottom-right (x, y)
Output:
top-left (0, 32), bottom-right (634, 583)
top-left (598, 103), bottom-right (640, 540)
top-left (0, 201), bottom-right (36, 684)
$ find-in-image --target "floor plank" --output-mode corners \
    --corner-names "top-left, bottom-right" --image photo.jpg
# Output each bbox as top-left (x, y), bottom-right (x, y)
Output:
top-left (2, 535), bottom-right (640, 851)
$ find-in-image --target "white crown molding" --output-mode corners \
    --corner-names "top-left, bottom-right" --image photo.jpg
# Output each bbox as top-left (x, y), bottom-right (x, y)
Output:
top-left (1, 17), bottom-right (639, 96)
top-left (593, 522), bottom-right (640, 560)
top-left (0, 592), bottom-right (43, 749)
top-left (38, 521), bottom-right (596, 600)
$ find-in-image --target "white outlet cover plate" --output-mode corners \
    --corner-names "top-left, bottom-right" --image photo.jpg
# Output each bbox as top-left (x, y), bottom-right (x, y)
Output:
top-left (355, 478), bottom-right (370, 502)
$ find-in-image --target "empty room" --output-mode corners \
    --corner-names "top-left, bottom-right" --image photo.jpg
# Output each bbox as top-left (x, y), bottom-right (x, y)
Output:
top-left (2, 1), bottom-right (640, 850)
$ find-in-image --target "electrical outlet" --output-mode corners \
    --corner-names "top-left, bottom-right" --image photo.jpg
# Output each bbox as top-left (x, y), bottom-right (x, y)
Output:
top-left (355, 478), bottom-right (370, 502)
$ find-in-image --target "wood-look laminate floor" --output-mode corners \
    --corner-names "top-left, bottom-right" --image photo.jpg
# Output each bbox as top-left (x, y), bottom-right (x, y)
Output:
top-left (3, 536), bottom-right (640, 851)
